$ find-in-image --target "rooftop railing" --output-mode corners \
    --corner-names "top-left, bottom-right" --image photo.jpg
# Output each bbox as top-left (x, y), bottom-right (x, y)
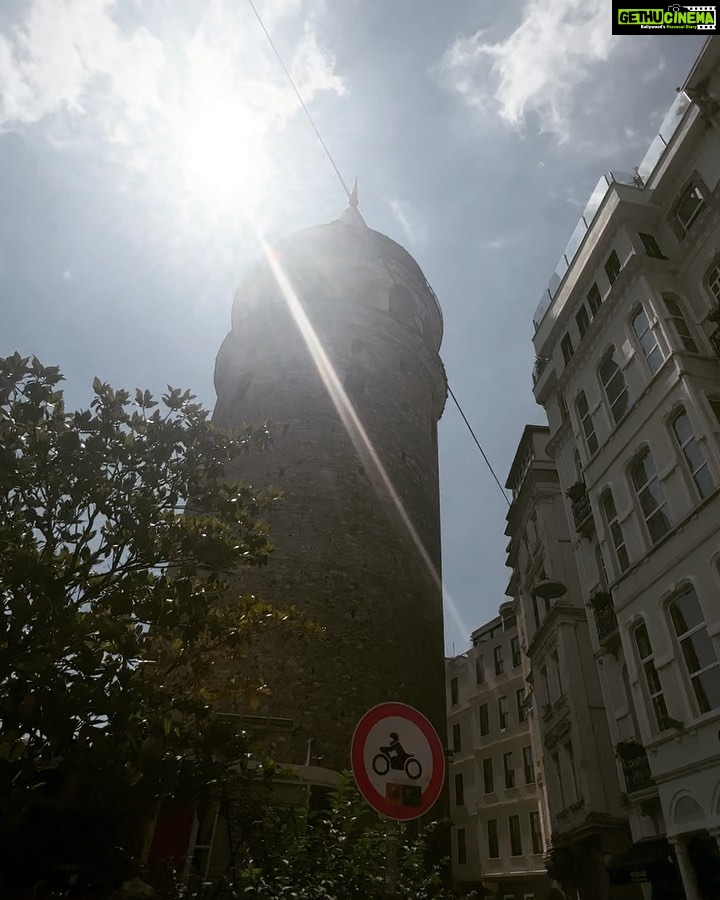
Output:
top-left (533, 91), bottom-right (692, 333)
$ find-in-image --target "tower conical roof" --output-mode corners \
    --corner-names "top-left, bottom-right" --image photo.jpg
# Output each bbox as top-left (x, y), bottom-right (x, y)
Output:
top-left (334, 178), bottom-right (367, 228)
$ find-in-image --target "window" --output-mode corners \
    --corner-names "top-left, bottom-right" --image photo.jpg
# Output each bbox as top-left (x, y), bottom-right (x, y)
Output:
top-left (663, 294), bottom-right (699, 353)
top-left (709, 396), bottom-right (720, 426)
top-left (552, 752), bottom-right (565, 808)
top-left (540, 666), bottom-right (550, 705)
top-left (479, 703), bottom-right (489, 736)
top-left (639, 232), bottom-right (665, 259)
top-left (457, 827), bottom-right (467, 865)
top-left (498, 696), bottom-right (509, 730)
top-left (669, 586), bottom-right (720, 714)
top-left (672, 408), bottom-right (715, 499)
top-left (523, 746), bottom-right (535, 784)
top-left (551, 650), bottom-right (563, 697)
top-left (509, 815), bottom-right (523, 856)
top-left (511, 636), bottom-right (522, 668)
top-left (561, 333), bottom-right (574, 365)
top-left (564, 740), bottom-right (579, 803)
top-left (707, 258), bottom-right (720, 304)
top-left (601, 489), bottom-right (629, 571)
top-left (672, 182), bottom-right (705, 235)
top-left (476, 654), bottom-right (485, 685)
top-left (599, 346), bottom-right (629, 424)
top-left (576, 391), bottom-right (598, 455)
top-left (483, 757), bottom-right (494, 793)
top-left (503, 751), bottom-right (515, 789)
top-left (452, 722), bottom-right (462, 754)
top-left (516, 688), bottom-right (526, 723)
top-left (450, 677), bottom-right (458, 706)
top-left (632, 305), bottom-right (663, 374)
top-left (455, 773), bottom-right (464, 806)
top-left (587, 283), bottom-right (602, 315)
top-left (635, 621), bottom-right (670, 730)
top-left (494, 645), bottom-right (504, 676)
top-left (487, 819), bottom-right (500, 859)
top-left (576, 305), bottom-right (590, 338)
top-left (630, 449), bottom-right (672, 543)
top-left (605, 249), bottom-right (621, 285)
top-left (529, 811), bottom-right (543, 853)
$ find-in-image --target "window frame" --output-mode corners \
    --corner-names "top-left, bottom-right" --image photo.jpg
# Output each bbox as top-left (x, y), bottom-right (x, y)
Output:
top-left (600, 488), bottom-right (629, 573)
top-left (587, 283), bottom-right (602, 316)
top-left (634, 620), bottom-right (670, 732)
top-left (523, 745), bottom-right (535, 784)
top-left (705, 256), bottom-right (720, 305)
top-left (631, 304), bottom-right (663, 375)
top-left (529, 810), bottom-right (542, 854)
top-left (629, 447), bottom-right (672, 544)
top-left (576, 390), bottom-right (598, 456)
top-left (599, 345), bottom-right (629, 425)
top-left (516, 688), bottom-right (526, 723)
top-left (454, 772), bottom-right (464, 806)
top-left (450, 677), bottom-right (459, 706)
top-left (487, 819), bottom-right (500, 859)
top-left (668, 585), bottom-right (720, 716)
top-left (561, 332), bottom-right (574, 366)
top-left (576, 304), bottom-right (590, 338)
top-left (638, 232), bottom-right (665, 259)
top-left (671, 407), bottom-right (715, 500)
top-left (494, 645), bottom-right (504, 676)
top-left (509, 814), bottom-right (523, 857)
top-left (457, 827), bottom-right (467, 865)
top-left (663, 293), bottom-right (699, 354)
top-left (670, 179), bottom-right (706, 238)
top-left (452, 722), bottom-right (462, 754)
top-left (511, 636), bottom-right (522, 668)
top-left (503, 751), bottom-right (516, 789)
top-left (479, 703), bottom-right (490, 737)
top-left (476, 654), bottom-right (485, 685)
top-left (605, 249), bottom-right (621, 285)
top-left (483, 756), bottom-right (494, 794)
top-left (498, 695), bottom-right (509, 730)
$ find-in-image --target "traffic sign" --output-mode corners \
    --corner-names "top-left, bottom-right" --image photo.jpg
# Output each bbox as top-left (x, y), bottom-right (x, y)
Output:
top-left (351, 702), bottom-right (445, 821)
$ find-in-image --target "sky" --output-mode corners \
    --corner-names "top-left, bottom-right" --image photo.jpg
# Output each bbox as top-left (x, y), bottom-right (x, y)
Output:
top-left (0, 1), bottom-right (706, 654)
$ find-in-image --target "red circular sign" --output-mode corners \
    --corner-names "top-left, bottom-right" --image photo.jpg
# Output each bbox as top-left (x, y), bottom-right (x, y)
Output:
top-left (351, 702), bottom-right (445, 821)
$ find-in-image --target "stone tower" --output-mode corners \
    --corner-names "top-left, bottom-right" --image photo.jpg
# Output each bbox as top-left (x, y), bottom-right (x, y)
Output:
top-left (212, 200), bottom-right (447, 772)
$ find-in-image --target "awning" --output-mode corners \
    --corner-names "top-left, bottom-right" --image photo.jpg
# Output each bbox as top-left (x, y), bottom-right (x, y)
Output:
top-left (607, 837), bottom-right (676, 885)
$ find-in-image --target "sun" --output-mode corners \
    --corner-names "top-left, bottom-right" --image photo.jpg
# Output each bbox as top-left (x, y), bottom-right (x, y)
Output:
top-left (173, 93), bottom-right (273, 214)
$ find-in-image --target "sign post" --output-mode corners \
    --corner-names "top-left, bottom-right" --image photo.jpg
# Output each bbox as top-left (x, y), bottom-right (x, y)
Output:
top-left (351, 702), bottom-right (445, 896)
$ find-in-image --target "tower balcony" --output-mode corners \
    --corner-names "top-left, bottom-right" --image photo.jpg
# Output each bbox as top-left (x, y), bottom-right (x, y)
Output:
top-left (616, 740), bottom-right (654, 794)
top-left (566, 482), bottom-right (594, 537)
top-left (588, 591), bottom-right (619, 649)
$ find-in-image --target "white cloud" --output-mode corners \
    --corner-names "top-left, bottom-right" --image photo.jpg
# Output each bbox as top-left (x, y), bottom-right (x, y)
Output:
top-left (440, 0), bottom-right (618, 142)
top-left (387, 197), bottom-right (426, 247)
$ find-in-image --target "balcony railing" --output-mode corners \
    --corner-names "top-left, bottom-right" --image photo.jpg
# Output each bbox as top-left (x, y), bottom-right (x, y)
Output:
top-left (566, 482), bottom-right (593, 536)
top-left (588, 591), bottom-right (618, 644)
top-left (616, 740), bottom-right (654, 794)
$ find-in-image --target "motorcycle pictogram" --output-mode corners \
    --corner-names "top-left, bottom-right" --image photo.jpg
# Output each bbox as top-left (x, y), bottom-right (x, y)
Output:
top-left (372, 732), bottom-right (422, 780)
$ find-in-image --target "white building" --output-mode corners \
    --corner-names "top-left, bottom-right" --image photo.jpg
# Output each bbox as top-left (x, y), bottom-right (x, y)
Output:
top-left (446, 608), bottom-right (551, 899)
top-left (504, 426), bottom-right (636, 900)
top-left (531, 36), bottom-right (720, 900)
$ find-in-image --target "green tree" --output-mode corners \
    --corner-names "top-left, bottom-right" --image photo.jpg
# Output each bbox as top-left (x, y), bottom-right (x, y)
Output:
top-left (177, 774), bottom-right (452, 900)
top-left (0, 353), bottom-right (289, 896)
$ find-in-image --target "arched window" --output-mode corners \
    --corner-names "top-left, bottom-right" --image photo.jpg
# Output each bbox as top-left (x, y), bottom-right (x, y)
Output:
top-left (669, 586), bottom-right (720, 714)
top-left (599, 346), bottom-right (629, 424)
top-left (631, 305), bottom-right (663, 374)
top-left (634, 621), bottom-right (670, 731)
top-left (671, 407), bottom-right (715, 499)
top-left (575, 391), bottom-right (598, 455)
top-left (706, 257), bottom-right (720, 304)
top-left (630, 448), bottom-right (672, 543)
top-left (662, 293), bottom-right (699, 353)
top-left (600, 488), bottom-right (629, 573)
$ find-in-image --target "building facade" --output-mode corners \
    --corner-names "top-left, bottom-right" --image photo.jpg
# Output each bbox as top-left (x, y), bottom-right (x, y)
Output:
top-left (447, 608), bottom-right (551, 899)
top-left (530, 37), bottom-right (720, 900)
top-left (504, 426), bottom-right (637, 900)
top-left (212, 200), bottom-right (448, 773)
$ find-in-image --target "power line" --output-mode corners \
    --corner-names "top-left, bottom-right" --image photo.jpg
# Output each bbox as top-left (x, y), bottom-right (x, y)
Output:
top-left (246, 0), bottom-right (351, 201)
top-left (447, 385), bottom-right (511, 507)
top-left (248, 0), bottom-right (510, 508)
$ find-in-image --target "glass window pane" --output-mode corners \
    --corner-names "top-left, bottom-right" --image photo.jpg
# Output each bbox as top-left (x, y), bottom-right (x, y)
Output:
top-left (694, 668), bottom-right (720, 713)
top-left (673, 413), bottom-right (692, 444)
top-left (635, 623), bottom-right (652, 659)
top-left (647, 508), bottom-right (672, 542)
top-left (577, 392), bottom-right (588, 416)
top-left (695, 466), bottom-right (715, 498)
top-left (682, 629), bottom-right (717, 673)
top-left (670, 589), bottom-right (703, 635)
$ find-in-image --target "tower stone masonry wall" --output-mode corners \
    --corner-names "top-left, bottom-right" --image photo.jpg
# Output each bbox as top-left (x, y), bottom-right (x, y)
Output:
top-left (212, 217), bottom-right (448, 772)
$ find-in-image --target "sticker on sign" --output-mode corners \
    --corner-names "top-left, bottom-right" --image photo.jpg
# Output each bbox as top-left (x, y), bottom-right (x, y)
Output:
top-left (351, 702), bottom-right (445, 821)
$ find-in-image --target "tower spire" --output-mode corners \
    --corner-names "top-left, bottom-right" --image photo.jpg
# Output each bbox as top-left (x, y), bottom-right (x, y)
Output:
top-left (335, 178), bottom-right (367, 228)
